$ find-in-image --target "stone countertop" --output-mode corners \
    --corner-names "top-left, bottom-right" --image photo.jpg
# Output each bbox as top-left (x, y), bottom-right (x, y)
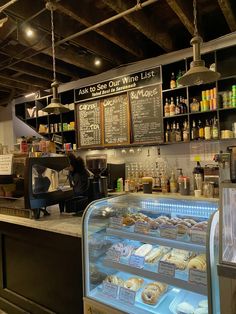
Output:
top-left (0, 205), bottom-right (83, 238)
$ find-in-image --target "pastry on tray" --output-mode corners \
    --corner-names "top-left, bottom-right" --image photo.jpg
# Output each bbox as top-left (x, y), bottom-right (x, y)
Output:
top-left (134, 244), bottom-right (153, 257)
top-left (124, 277), bottom-right (144, 291)
top-left (176, 302), bottom-right (195, 314)
top-left (107, 242), bottom-right (134, 258)
top-left (141, 281), bottom-right (168, 305)
top-left (188, 254), bottom-right (207, 271)
top-left (162, 249), bottom-right (193, 270)
top-left (191, 221), bottom-right (208, 232)
top-left (104, 275), bottom-right (124, 286)
top-left (145, 246), bottom-right (169, 263)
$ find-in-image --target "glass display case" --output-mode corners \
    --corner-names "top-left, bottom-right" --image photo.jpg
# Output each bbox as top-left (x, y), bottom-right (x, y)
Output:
top-left (82, 194), bottom-right (219, 314)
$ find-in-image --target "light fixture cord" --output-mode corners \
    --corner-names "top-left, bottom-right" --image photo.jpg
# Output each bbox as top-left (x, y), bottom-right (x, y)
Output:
top-left (193, 0), bottom-right (198, 36)
top-left (50, 7), bottom-right (56, 82)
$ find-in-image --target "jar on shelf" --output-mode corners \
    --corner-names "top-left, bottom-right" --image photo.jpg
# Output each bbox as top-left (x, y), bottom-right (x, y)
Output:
top-left (190, 98), bottom-right (200, 112)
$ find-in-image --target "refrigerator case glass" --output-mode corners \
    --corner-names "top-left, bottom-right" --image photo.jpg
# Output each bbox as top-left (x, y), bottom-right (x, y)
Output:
top-left (220, 184), bottom-right (236, 265)
top-left (82, 194), bottom-right (219, 314)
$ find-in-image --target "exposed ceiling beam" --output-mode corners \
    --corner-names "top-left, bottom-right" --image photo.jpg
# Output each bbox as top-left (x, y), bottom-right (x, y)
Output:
top-left (218, 0), bottom-right (236, 32)
top-left (103, 0), bottom-right (174, 52)
top-left (0, 77), bottom-right (38, 92)
top-left (54, 1), bottom-right (144, 58)
top-left (165, 0), bottom-right (194, 36)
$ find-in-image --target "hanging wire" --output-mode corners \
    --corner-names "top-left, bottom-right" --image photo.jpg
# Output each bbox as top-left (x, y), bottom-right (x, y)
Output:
top-left (193, 0), bottom-right (198, 36)
top-left (50, 7), bottom-right (56, 82)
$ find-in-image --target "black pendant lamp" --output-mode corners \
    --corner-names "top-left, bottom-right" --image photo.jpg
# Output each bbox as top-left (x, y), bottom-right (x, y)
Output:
top-left (178, 0), bottom-right (220, 86)
top-left (43, 1), bottom-right (69, 114)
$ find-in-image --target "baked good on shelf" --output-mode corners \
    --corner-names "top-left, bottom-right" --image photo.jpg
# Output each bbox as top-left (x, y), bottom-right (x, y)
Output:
top-left (176, 223), bottom-right (189, 235)
top-left (198, 300), bottom-right (208, 308)
top-left (191, 221), bottom-right (208, 232)
top-left (176, 302), bottom-right (195, 314)
top-left (184, 218), bottom-right (197, 226)
top-left (134, 244), bottom-right (153, 257)
top-left (188, 254), bottom-right (207, 271)
top-left (107, 242), bottom-right (134, 258)
top-left (141, 281), bottom-right (168, 305)
top-left (149, 219), bottom-right (159, 230)
top-left (123, 216), bottom-right (136, 226)
top-left (124, 277), bottom-right (144, 291)
top-left (194, 308), bottom-right (208, 314)
top-left (145, 246), bottom-right (169, 263)
top-left (104, 275), bottom-right (124, 286)
top-left (162, 249), bottom-right (193, 270)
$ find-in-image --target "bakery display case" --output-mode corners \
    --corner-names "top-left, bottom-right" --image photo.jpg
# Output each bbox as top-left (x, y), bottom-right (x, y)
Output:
top-left (82, 194), bottom-right (219, 314)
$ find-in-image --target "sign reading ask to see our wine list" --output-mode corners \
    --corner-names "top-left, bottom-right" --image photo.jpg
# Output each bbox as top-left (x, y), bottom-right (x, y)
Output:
top-left (77, 100), bottom-right (102, 147)
top-left (102, 94), bottom-right (130, 146)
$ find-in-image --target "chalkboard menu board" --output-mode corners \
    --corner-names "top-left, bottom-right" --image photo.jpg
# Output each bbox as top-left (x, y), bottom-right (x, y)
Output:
top-left (102, 94), bottom-right (130, 145)
top-left (77, 100), bottom-right (102, 147)
top-left (129, 84), bottom-right (163, 144)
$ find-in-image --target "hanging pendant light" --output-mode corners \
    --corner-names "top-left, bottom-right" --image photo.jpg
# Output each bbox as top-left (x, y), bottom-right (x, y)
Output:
top-left (43, 1), bottom-right (69, 114)
top-left (178, 0), bottom-right (220, 86)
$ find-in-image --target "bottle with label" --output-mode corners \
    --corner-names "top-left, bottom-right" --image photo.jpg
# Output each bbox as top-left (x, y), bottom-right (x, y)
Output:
top-left (164, 98), bottom-right (170, 117)
top-left (175, 97), bottom-right (181, 115)
top-left (170, 72), bottom-right (176, 89)
top-left (170, 170), bottom-right (178, 193)
top-left (198, 120), bottom-right (205, 139)
top-left (169, 97), bottom-right (176, 116)
top-left (190, 98), bottom-right (200, 112)
top-left (191, 120), bottom-right (198, 140)
top-left (204, 119), bottom-right (211, 140)
top-left (212, 117), bottom-right (219, 139)
top-left (175, 122), bottom-right (182, 142)
top-left (165, 122), bottom-right (171, 142)
top-left (171, 122), bottom-right (176, 142)
top-left (181, 96), bottom-right (188, 113)
top-left (183, 120), bottom-right (189, 142)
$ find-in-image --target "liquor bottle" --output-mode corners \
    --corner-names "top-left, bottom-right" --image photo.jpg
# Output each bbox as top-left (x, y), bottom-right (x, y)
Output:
top-left (165, 123), bottom-right (171, 142)
top-left (170, 72), bottom-right (176, 89)
top-left (175, 122), bottom-right (182, 142)
top-left (175, 97), bottom-right (181, 115)
top-left (191, 120), bottom-right (198, 140)
top-left (204, 119), bottom-right (211, 140)
top-left (171, 122), bottom-right (176, 142)
top-left (164, 98), bottom-right (170, 117)
top-left (170, 170), bottom-right (178, 193)
top-left (198, 120), bottom-right (205, 139)
top-left (212, 117), bottom-right (219, 139)
top-left (169, 97), bottom-right (175, 116)
top-left (182, 97), bottom-right (188, 114)
top-left (183, 120), bottom-right (189, 142)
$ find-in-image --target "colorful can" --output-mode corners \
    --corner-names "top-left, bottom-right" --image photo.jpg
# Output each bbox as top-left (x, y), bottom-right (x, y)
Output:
top-left (202, 90), bottom-right (206, 100)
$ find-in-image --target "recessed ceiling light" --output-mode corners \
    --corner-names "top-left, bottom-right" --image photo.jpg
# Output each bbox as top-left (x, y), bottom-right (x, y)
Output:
top-left (25, 28), bottom-right (34, 38)
top-left (94, 58), bottom-right (101, 67)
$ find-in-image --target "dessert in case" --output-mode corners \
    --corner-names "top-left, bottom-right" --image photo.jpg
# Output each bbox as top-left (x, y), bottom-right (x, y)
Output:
top-left (124, 277), bottom-right (144, 291)
top-left (141, 281), bottom-right (168, 305)
top-left (176, 301), bottom-right (195, 314)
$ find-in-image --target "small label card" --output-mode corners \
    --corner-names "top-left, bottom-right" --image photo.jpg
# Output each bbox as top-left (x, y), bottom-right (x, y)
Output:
top-left (134, 221), bottom-right (150, 234)
top-left (129, 254), bottom-right (145, 269)
top-left (158, 261), bottom-right (176, 277)
top-left (189, 269), bottom-right (207, 286)
top-left (160, 225), bottom-right (177, 239)
top-left (109, 216), bottom-right (123, 229)
top-left (105, 249), bottom-right (121, 262)
top-left (102, 281), bottom-right (119, 298)
top-left (190, 230), bottom-right (206, 244)
top-left (118, 287), bottom-right (136, 305)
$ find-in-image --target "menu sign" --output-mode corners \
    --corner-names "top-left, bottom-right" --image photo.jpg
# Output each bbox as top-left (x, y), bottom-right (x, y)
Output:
top-left (129, 84), bottom-right (163, 144)
top-left (77, 100), bottom-right (102, 147)
top-left (0, 154), bottom-right (13, 175)
top-left (102, 94), bottom-right (130, 145)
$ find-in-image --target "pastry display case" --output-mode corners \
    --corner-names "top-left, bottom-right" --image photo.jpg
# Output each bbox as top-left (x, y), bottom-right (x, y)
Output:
top-left (82, 194), bottom-right (219, 314)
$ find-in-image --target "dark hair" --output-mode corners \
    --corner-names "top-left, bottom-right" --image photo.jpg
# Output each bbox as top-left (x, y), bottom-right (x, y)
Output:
top-left (68, 153), bottom-right (86, 173)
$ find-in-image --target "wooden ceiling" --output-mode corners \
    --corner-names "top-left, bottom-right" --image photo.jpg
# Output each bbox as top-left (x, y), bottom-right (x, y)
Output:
top-left (0, 0), bottom-right (235, 105)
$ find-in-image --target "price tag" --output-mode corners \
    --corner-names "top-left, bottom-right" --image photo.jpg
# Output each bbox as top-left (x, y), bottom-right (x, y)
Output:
top-left (102, 281), bottom-right (119, 298)
top-left (106, 250), bottom-right (121, 262)
top-left (189, 269), bottom-right (207, 286)
top-left (134, 221), bottom-right (150, 234)
top-left (129, 254), bottom-right (145, 269)
top-left (119, 287), bottom-right (136, 305)
top-left (190, 230), bottom-right (206, 244)
top-left (158, 261), bottom-right (176, 277)
top-left (109, 216), bottom-right (123, 229)
top-left (160, 225), bottom-right (177, 239)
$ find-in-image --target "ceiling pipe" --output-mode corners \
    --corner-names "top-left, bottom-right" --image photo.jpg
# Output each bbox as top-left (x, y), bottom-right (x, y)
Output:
top-left (0, 0), bottom-right (158, 72)
top-left (0, 0), bottom-right (18, 13)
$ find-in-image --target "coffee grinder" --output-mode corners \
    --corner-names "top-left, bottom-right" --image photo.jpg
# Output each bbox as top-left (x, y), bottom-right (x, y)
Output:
top-left (86, 155), bottom-right (108, 201)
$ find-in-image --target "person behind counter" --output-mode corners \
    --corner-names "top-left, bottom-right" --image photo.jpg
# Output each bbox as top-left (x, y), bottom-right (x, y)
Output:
top-left (66, 154), bottom-right (91, 215)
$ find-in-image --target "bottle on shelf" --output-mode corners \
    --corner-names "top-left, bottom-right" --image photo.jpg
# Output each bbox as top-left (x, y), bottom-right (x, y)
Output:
top-left (164, 98), bottom-right (170, 117)
top-left (165, 122), bottom-right (171, 143)
top-left (183, 120), bottom-right (189, 142)
top-left (169, 97), bottom-right (175, 116)
top-left (170, 72), bottom-right (176, 89)
top-left (212, 117), bottom-right (219, 139)
top-left (170, 122), bottom-right (176, 142)
top-left (191, 120), bottom-right (198, 140)
top-left (198, 120), bottom-right (205, 140)
top-left (170, 170), bottom-right (178, 193)
top-left (175, 122), bottom-right (182, 142)
top-left (190, 98), bottom-right (200, 112)
top-left (181, 96), bottom-right (188, 114)
top-left (175, 97), bottom-right (181, 115)
top-left (204, 119), bottom-right (211, 140)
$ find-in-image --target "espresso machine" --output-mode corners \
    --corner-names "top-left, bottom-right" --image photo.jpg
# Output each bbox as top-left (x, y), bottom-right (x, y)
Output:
top-left (86, 155), bottom-right (108, 201)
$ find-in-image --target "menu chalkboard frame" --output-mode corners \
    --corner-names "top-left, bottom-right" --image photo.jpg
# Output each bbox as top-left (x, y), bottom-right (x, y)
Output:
top-left (101, 93), bottom-right (131, 147)
top-left (76, 100), bottom-right (103, 148)
top-left (129, 84), bottom-right (163, 145)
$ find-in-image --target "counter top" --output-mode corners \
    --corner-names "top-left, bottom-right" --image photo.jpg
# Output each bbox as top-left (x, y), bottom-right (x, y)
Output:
top-left (0, 206), bottom-right (83, 238)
